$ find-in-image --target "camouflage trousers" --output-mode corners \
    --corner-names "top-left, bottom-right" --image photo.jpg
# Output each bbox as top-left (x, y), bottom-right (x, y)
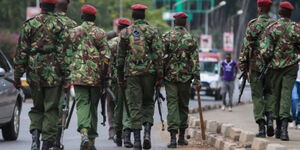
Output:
top-left (112, 80), bottom-right (131, 131)
top-left (74, 85), bottom-right (101, 139)
top-left (126, 74), bottom-right (155, 129)
top-left (269, 64), bottom-right (298, 120)
top-left (165, 80), bottom-right (191, 131)
top-left (29, 85), bottom-right (61, 141)
top-left (249, 71), bottom-right (275, 123)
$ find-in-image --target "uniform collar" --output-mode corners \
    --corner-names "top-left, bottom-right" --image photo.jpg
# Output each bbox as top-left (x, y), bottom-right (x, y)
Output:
top-left (258, 14), bottom-right (270, 19)
top-left (278, 17), bottom-right (291, 23)
top-left (82, 21), bottom-right (95, 28)
top-left (133, 19), bottom-right (148, 25)
top-left (55, 12), bottom-right (66, 16)
top-left (174, 26), bottom-right (186, 31)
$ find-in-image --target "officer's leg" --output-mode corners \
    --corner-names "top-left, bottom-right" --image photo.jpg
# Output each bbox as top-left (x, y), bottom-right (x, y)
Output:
top-left (178, 81), bottom-right (191, 146)
top-left (264, 71), bottom-right (275, 137)
top-left (121, 85), bottom-right (133, 148)
top-left (87, 87), bottom-right (101, 149)
top-left (42, 86), bottom-right (61, 148)
top-left (165, 80), bottom-right (180, 148)
top-left (112, 81), bottom-right (123, 147)
top-left (29, 85), bottom-right (44, 150)
top-left (279, 65), bottom-right (297, 141)
top-left (141, 74), bottom-right (155, 149)
top-left (126, 76), bottom-right (143, 149)
top-left (75, 86), bottom-right (91, 149)
top-left (250, 71), bottom-right (266, 137)
top-left (107, 93), bottom-right (115, 140)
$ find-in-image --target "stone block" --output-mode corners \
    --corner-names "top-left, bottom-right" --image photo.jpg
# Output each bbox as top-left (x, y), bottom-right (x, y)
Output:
top-left (229, 128), bottom-right (242, 141)
top-left (239, 131), bottom-right (255, 147)
top-left (221, 123), bottom-right (234, 137)
top-left (266, 144), bottom-right (286, 150)
top-left (224, 141), bottom-right (236, 150)
top-left (217, 122), bottom-right (223, 134)
top-left (251, 138), bottom-right (268, 150)
top-left (207, 120), bottom-right (218, 133)
top-left (191, 119), bottom-right (200, 127)
top-left (215, 137), bottom-right (225, 150)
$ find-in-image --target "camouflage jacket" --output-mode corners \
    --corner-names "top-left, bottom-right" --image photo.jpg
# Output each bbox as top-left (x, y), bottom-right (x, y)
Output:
top-left (260, 18), bottom-right (300, 69)
top-left (108, 36), bottom-right (119, 80)
top-left (239, 14), bottom-right (276, 72)
top-left (14, 12), bottom-right (71, 87)
top-left (55, 12), bottom-right (77, 29)
top-left (117, 19), bottom-right (163, 80)
top-left (162, 26), bottom-right (199, 83)
top-left (69, 21), bottom-right (109, 86)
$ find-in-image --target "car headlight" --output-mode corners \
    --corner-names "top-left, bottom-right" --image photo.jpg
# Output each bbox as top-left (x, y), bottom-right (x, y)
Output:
top-left (210, 81), bottom-right (219, 89)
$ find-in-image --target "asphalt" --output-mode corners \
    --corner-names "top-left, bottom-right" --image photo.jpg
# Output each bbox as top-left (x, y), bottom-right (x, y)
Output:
top-left (0, 84), bottom-right (251, 150)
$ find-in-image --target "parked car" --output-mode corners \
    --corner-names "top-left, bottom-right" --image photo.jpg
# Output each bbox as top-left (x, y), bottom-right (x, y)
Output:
top-left (0, 50), bottom-right (25, 141)
top-left (191, 52), bottom-right (222, 100)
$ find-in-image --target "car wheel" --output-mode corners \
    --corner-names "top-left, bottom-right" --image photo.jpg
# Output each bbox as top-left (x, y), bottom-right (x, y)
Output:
top-left (2, 102), bottom-right (20, 141)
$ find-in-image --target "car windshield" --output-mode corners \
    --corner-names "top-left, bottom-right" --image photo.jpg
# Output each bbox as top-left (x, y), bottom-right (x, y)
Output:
top-left (200, 62), bottom-right (219, 74)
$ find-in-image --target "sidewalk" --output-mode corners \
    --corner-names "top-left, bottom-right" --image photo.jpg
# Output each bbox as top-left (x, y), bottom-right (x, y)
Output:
top-left (194, 104), bottom-right (300, 150)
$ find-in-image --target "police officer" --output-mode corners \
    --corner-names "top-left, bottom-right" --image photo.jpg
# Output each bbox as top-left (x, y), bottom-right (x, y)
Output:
top-left (162, 12), bottom-right (199, 148)
top-left (108, 18), bottom-right (133, 148)
top-left (260, 1), bottom-right (300, 141)
top-left (54, 0), bottom-right (77, 148)
top-left (14, 0), bottom-right (71, 149)
top-left (117, 4), bottom-right (164, 150)
top-left (239, 0), bottom-right (276, 138)
top-left (68, 4), bottom-right (108, 150)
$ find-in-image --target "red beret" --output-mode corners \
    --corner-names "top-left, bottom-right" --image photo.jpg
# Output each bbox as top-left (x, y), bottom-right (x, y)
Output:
top-left (81, 4), bottom-right (97, 15)
top-left (131, 4), bottom-right (148, 11)
top-left (257, 0), bottom-right (272, 7)
top-left (41, 0), bottom-right (58, 4)
top-left (118, 18), bottom-right (131, 26)
top-left (280, 1), bottom-right (294, 10)
top-left (173, 12), bottom-right (188, 19)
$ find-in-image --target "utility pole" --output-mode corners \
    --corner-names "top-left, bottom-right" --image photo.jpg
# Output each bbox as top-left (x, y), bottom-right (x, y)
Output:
top-left (36, 0), bottom-right (39, 7)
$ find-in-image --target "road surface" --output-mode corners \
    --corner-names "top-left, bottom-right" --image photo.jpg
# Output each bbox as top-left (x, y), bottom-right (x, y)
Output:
top-left (0, 85), bottom-right (251, 150)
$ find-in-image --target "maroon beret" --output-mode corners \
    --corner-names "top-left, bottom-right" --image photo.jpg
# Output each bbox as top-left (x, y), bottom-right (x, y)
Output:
top-left (118, 18), bottom-right (131, 26)
top-left (280, 1), bottom-right (294, 10)
top-left (257, 0), bottom-right (272, 7)
top-left (173, 12), bottom-right (188, 19)
top-left (131, 4), bottom-right (148, 11)
top-left (81, 4), bottom-right (97, 15)
top-left (41, 0), bottom-right (58, 4)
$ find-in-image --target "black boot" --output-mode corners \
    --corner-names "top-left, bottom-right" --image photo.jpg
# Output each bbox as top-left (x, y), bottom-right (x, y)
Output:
top-left (133, 129), bottom-right (142, 150)
top-left (80, 129), bottom-right (89, 150)
top-left (178, 128), bottom-right (188, 145)
top-left (124, 129), bottom-right (133, 148)
top-left (167, 130), bottom-right (177, 148)
top-left (143, 123), bottom-right (152, 149)
top-left (266, 112), bottom-right (274, 137)
top-left (42, 141), bottom-right (54, 150)
top-left (113, 130), bottom-right (122, 147)
top-left (31, 129), bottom-right (41, 150)
top-left (275, 119), bottom-right (282, 139)
top-left (280, 119), bottom-right (289, 141)
top-left (256, 120), bottom-right (266, 138)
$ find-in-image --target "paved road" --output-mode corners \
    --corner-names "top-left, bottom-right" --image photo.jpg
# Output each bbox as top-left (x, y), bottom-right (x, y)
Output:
top-left (0, 85), bottom-right (251, 150)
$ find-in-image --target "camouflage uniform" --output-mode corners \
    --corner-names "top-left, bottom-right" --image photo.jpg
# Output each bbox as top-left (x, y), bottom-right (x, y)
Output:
top-left (117, 19), bottom-right (163, 130)
top-left (239, 14), bottom-right (276, 123)
top-left (260, 18), bottom-right (300, 121)
top-left (14, 12), bottom-right (71, 142)
top-left (108, 37), bottom-right (131, 132)
top-left (69, 21), bottom-right (108, 139)
top-left (162, 26), bottom-right (199, 132)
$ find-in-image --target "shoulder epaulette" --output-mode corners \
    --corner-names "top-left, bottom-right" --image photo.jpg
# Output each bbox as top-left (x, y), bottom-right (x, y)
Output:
top-left (248, 18), bottom-right (258, 26)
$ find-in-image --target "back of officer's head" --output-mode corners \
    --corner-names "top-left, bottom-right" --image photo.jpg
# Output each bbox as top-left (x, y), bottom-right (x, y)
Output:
top-left (81, 4), bottom-right (97, 22)
top-left (257, 0), bottom-right (272, 15)
top-left (279, 1), bottom-right (294, 18)
top-left (173, 12), bottom-right (188, 27)
top-left (131, 4), bottom-right (148, 20)
top-left (40, 0), bottom-right (58, 13)
top-left (55, 0), bottom-right (70, 13)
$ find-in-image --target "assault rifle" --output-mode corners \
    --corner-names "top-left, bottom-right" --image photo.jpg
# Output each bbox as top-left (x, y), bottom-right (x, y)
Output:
top-left (155, 86), bottom-right (165, 131)
top-left (238, 71), bottom-right (247, 104)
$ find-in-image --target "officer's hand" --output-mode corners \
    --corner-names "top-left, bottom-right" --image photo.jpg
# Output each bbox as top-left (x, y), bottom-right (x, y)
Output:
top-left (14, 78), bottom-right (22, 89)
top-left (155, 80), bottom-right (162, 87)
top-left (63, 83), bottom-right (70, 93)
top-left (193, 78), bottom-right (201, 91)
